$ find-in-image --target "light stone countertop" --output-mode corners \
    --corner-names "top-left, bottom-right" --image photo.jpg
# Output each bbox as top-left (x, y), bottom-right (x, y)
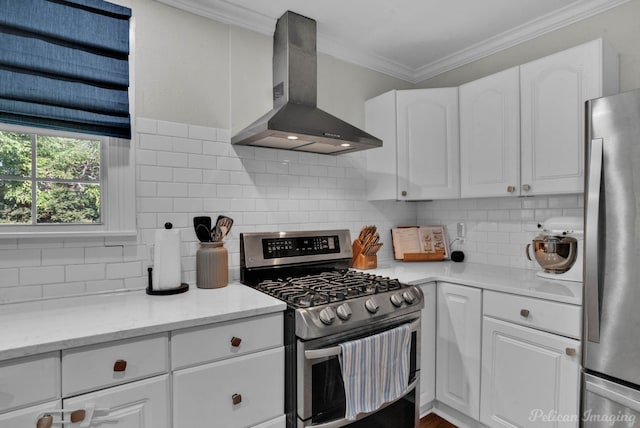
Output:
top-left (361, 261), bottom-right (583, 305)
top-left (0, 261), bottom-right (581, 362)
top-left (0, 283), bottom-right (285, 362)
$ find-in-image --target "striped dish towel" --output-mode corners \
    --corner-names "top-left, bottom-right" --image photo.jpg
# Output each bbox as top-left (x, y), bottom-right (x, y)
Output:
top-left (339, 323), bottom-right (412, 421)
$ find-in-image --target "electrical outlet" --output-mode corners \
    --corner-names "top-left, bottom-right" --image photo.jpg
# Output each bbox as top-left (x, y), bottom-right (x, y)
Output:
top-left (457, 222), bottom-right (466, 239)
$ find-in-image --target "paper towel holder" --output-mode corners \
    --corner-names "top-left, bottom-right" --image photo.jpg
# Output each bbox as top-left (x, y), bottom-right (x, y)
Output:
top-left (146, 223), bottom-right (190, 296)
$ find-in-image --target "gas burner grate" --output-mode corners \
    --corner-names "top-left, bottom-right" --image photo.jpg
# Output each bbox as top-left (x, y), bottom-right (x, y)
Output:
top-left (255, 270), bottom-right (408, 308)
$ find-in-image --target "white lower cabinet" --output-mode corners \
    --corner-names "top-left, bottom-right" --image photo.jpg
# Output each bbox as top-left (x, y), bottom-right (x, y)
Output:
top-left (480, 317), bottom-right (581, 428)
top-left (436, 282), bottom-right (482, 419)
top-left (0, 400), bottom-right (62, 427)
top-left (63, 375), bottom-right (170, 428)
top-left (419, 282), bottom-right (436, 411)
top-left (0, 312), bottom-right (285, 428)
top-left (173, 347), bottom-right (284, 428)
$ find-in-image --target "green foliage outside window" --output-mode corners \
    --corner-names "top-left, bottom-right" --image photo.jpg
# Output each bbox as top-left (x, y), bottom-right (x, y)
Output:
top-left (0, 131), bottom-right (101, 224)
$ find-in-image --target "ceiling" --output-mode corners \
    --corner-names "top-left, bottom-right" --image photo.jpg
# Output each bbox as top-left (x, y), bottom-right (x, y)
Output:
top-left (156, 0), bottom-right (628, 83)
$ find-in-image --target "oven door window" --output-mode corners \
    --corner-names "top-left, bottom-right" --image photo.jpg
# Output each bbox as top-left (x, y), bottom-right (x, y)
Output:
top-left (308, 330), bottom-right (418, 426)
top-left (312, 356), bottom-right (346, 423)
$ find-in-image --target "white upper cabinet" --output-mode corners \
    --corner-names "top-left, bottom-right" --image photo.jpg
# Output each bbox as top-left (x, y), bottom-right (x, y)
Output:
top-left (460, 67), bottom-right (520, 198)
top-left (519, 38), bottom-right (618, 196)
top-left (366, 88), bottom-right (460, 201)
top-left (457, 38), bottom-right (618, 198)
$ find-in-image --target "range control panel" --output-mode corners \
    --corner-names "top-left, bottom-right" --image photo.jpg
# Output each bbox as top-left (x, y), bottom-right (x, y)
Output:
top-left (262, 235), bottom-right (340, 259)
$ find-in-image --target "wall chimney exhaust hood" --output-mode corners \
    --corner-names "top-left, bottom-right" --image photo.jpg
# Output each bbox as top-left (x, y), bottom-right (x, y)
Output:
top-left (231, 11), bottom-right (382, 155)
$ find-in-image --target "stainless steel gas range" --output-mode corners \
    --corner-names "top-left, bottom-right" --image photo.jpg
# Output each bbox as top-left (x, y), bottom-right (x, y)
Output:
top-left (240, 229), bottom-right (424, 428)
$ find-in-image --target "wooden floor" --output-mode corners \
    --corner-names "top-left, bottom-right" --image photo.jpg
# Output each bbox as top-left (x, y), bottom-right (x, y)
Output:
top-left (419, 413), bottom-right (457, 428)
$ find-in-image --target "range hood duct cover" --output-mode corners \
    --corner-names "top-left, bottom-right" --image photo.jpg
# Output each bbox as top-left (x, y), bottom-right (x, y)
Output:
top-left (231, 11), bottom-right (382, 155)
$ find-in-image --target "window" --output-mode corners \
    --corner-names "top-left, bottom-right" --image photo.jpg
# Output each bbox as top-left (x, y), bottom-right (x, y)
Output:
top-left (1, 129), bottom-right (102, 225)
top-left (0, 0), bottom-right (135, 238)
top-left (0, 124), bottom-right (135, 237)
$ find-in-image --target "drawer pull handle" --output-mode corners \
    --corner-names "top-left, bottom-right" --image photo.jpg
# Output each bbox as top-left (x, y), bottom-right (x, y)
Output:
top-left (36, 415), bottom-right (53, 428)
top-left (231, 337), bottom-right (242, 347)
top-left (401, 190), bottom-right (407, 197)
top-left (70, 409), bottom-right (86, 423)
top-left (520, 309), bottom-right (530, 318)
top-left (507, 185), bottom-right (516, 193)
top-left (566, 347), bottom-right (577, 356)
top-left (113, 359), bottom-right (127, 372)
top-left (232, 393), bottom-right (242, 405)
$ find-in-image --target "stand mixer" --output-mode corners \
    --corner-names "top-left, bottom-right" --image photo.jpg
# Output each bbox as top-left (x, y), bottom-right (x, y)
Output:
top-left (525, 216), bottom-right (583, 282)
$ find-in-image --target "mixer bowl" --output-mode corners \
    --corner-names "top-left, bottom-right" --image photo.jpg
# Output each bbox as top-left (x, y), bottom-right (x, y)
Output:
top-left (526, 235), bottom-right (578, 273)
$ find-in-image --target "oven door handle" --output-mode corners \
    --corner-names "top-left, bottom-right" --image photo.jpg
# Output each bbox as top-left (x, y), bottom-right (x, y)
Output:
top-left (306, 378), bottom-right (419, 428)
top-left (304, 318), bottom-right (420, 360)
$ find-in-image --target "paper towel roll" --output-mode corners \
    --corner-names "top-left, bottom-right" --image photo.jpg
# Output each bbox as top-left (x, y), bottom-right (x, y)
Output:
top-left (152, 228), bottom-right (182, 290)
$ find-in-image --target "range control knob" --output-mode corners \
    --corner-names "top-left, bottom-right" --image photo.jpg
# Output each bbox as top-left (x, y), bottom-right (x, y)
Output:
top-left (403, 289), bottom-right (417, 304)
top-left (365, 298), bottom-right (380, 314)
top-left (390, 293), bottom-right (404, 307)
top-left (320, 308), bottom-right (336, 325)
top-left (319, 307), bottom-right (336, 325)
top-left (337, 303), bottom-right (352, 320)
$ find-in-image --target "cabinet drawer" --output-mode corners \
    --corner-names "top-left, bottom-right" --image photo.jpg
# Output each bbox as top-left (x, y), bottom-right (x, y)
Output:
top-left (173, 347), bottom-right (284, 428)
top-left (62, 333), bottom-right (169, 396)
top-left (0, 352), bottom-right (60, 413)
top-left (171, 312), bottom-right (283, 369)
top-left (483, 291), bottom-right (581, 338)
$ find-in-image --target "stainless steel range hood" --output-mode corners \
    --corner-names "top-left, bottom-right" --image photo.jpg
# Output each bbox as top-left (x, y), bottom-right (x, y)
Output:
top-left (231, 11), bottom-right (382, 155)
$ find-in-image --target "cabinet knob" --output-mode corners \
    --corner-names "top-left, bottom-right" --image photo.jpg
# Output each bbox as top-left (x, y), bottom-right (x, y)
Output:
top-left (566, 347), bottom-right (577, 356)
top-left (113, 359), bottom-right (127, 372)
top-left (522, 184), bottom-right (531, 192)
top-left (520, 309), bottom-right (530, 318)
top-left (70, 410), bottom-right (86, 423)
top-left (230, 337), bottom-right (242, 347)
top-left (401, 190), bottom-right (407, 197)
top-left (507, 185), bottom-right (516, 193)
top-left (36, 415), bottom-right (53, 428)
top-left (232, 393), bottom-right (242, 405)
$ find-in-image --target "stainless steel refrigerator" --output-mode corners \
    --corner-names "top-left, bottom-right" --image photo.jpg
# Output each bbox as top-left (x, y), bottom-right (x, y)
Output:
top-left (583, 88), bottom-right (640, 427)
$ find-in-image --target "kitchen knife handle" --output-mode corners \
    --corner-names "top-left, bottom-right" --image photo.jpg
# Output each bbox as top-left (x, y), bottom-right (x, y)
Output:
top-left (585, 138), bottom-right (603, 343)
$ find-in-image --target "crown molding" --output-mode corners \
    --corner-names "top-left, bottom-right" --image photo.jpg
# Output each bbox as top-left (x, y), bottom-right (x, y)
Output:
top-left (155, 0), bottom-right (630, 84)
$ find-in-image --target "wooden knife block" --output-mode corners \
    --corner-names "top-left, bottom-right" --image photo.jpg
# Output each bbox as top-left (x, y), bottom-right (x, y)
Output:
top-left (351, 240), bottom-right (378, 270)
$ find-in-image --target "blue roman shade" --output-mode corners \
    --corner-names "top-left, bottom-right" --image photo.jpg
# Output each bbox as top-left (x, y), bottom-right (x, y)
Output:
top-left (0, 0), bottom-right (132, 139)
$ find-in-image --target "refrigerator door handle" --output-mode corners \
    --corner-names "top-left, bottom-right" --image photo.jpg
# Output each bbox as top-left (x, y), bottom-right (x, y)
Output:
top-left (586, 138), bottom-right (603, 343)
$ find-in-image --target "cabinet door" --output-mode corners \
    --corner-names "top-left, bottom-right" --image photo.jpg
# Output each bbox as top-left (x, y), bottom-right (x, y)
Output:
top-left (419, 282), bottom-right (436, 410)
top-left (63, 375), bottom-right (170, 428)
top-left (173, 347), bottom-right (284, 428)
top-left (397, 88), bottom-right (459, 200)
top-left (520, 40), bottom-right (606, 195)
top-left (365, 90), bottom-right (398, 200)
top-left (460, 67), bottom-right (520, 198)
top-left (481, 317), bottom-right (581, 428)
top-left (436, 282), bottom-right (481, 419)
top-left (0, 400), bottom-right (61, 427)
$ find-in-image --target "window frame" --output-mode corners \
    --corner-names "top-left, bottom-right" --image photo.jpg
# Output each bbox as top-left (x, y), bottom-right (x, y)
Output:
top-left (0, 123), bottom-right (136, 238)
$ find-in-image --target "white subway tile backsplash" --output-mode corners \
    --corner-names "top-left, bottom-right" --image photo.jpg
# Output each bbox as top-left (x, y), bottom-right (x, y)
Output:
top-left (189, 124), bottom-right (217, 141)
top-left (66, 263), bottom-right (105, 282)
top-left (0, 269), bottom-right (19, 287)
top-left (418, 194), bottom-right (582, 270)
top-left (85, 246), bottom-right (124, 264)
top-left (0, 249), bottom-right (41, 268)
top-left (157, 120), bottom-right (188, 138)
top-left (106, 262), bottom-right (142, 279)
top-left (20, 266), bottom-right (65, 286)
top-left (6, 117), bottom-right (574, 303)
